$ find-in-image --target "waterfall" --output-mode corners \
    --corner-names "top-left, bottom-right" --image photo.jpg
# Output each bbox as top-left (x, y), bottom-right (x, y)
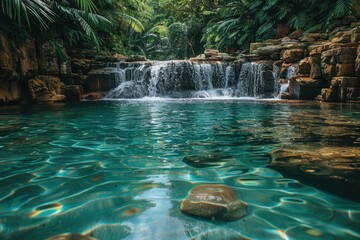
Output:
top-left (104, 60), bottom-right (277, 99)
top-left (276, 65), bottom-right (297, 99)
top-left (287, 66), bottom-right (300, 98)
top-left (234, 62), bottom-right (275, 98)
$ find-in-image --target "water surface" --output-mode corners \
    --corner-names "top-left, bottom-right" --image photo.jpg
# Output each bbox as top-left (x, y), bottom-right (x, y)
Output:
top-left (0, 100), bottom-right (359, 240)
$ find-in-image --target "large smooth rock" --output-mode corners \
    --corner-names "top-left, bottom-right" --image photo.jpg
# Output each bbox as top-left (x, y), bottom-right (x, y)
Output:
top-left (182, 154), bottom-right (236, 168)
top-left (269, 148), bottom-right (360, 201)
top-left (204, 49), bottom-right (219, 57)
top-left (256, 45), bottom-right (283, 56)
top-left (180, 184), bottom-right (247, 220)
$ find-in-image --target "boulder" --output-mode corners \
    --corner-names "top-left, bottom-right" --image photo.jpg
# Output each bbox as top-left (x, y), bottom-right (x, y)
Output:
top-left (180, 184), bottom-right (247, 221)
top-left (281, 42), bottom-right (307, 49)
top-left (298, 58), bottom-right (311, 75)
top-left (125, 55), bottom-right (148, 62)
top-left (256, 45), bottom-right (283, 56)
top-left (330, 31), bottom-right (352, 43)
top-left (321, 47), bottom-right (357, 80)
top-left (28, 75), bottom-right (65, 103)
top-left (84, 92), bottom-right (103, 100)
top-left (264, 39), bottom-right (281, 45)
top-left (281, 48), bottom-right (304, 63)
top-left (309, 55), bottom-right (322, 79)
top-left (204, 49), bottom-right (220, 57)
top-left (289, 77), bottom-right (323, 100)
top-left (250, 43), bottom-right (266, 54)
top-left (62, 85), bottom-right (82, 102)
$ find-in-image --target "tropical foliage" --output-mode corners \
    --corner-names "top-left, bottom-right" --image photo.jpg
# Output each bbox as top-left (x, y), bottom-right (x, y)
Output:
top-left (0, 0), bottom-right (357, 58)
top-left (203, 0), bottom-right (355, 53)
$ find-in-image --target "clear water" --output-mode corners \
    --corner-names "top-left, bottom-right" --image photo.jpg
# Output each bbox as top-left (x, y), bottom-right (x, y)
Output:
top-left (0, 100), bottom-right (359, 240)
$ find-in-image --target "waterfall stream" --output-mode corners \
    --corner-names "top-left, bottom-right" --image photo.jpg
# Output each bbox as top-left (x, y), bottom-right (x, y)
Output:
top-left (105, 60), bottom-right (277, 99)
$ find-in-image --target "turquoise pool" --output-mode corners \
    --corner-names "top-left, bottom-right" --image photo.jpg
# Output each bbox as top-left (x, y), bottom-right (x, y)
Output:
top-left (0, 100), bottom-right (359, 240)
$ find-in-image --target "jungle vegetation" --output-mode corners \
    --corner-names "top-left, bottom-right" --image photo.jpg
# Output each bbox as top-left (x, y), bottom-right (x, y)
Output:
top-left (0, 0), bottom-right (356, 59)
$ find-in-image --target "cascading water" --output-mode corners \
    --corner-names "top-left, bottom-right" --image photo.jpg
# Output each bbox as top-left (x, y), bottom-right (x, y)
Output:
top-left (275, 65), bottom-right (298, 99)
top-left (234, 62), bottom-right (275, 98)
top-left (105, 60), bottom-right (277, 99)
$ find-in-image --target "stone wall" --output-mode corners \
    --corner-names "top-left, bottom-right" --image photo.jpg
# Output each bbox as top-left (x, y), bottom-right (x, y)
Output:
top-left (0, 31), bottom-right (92, 104)
top-left (240, 23), bottom-right (360, 102)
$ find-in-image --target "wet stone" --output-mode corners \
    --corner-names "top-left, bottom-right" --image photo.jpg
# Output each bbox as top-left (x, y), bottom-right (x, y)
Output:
top-left (195, 229), bottom-right (248, 240)
top-left (182, 154), bottom-right (236, 168)
top-left (180, 184), bottom-right (247, 220)
top-left (269, 148), bottom-right (360, 201)
top-left (46, 233), bottom-right (97, 240)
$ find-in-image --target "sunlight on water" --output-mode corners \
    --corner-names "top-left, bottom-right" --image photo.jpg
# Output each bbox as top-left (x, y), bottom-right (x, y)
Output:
top-left (0, 100), bottom-right (359, 240)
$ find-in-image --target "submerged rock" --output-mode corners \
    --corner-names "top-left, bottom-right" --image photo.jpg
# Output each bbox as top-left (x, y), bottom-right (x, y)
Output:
top-left (195, 229), bottom-right (248, 240)
top-left (269, 148), bottom-right (360, 201)
top-left (180, 184), bottom-right (247, 220)
top-left (182, 154), bottom-right (236, 168)
top-left (47, 233), bottom-right (97, 240)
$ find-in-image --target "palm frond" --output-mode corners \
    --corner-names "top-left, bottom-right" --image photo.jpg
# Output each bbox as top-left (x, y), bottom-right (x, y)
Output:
top-left (333, 0), bottom-right (353, 17)
top-left (1, 0), bottom-right (54, 29)
top-left (75, 0), bottom-right (97, 13)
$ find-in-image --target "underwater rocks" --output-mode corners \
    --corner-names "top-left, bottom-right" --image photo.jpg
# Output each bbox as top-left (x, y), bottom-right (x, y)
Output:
top-left (269, 148), bottom-right (360, 201)
top-left (47, 233), bottom-right (97, 240)
top-left (182, 154), bottom-right (236, 168)
top-left (194, 229), bottom-right (248, 240)
top-left (180, 184), bottom-right (247, 220)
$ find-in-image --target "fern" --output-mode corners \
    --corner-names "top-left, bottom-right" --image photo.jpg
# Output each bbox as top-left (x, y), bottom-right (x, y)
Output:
top-left (288, 11), bottom-right (308, 29)
top-left (333, 0), bottom-right (353, 17)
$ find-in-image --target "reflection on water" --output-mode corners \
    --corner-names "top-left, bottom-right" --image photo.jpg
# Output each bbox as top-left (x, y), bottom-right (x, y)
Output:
top-left (0, 100), bottom-right (359, 240)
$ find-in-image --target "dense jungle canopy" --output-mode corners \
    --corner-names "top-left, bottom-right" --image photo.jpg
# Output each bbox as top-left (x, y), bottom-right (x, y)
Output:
top-left (0, 0), bottom-right (357, 60)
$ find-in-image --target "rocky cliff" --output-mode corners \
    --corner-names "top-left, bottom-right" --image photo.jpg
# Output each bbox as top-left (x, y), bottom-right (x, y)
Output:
top-left (242, 24), bottom-right (360, 102)
top-left (1, 20), bottom-right (360, 104)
